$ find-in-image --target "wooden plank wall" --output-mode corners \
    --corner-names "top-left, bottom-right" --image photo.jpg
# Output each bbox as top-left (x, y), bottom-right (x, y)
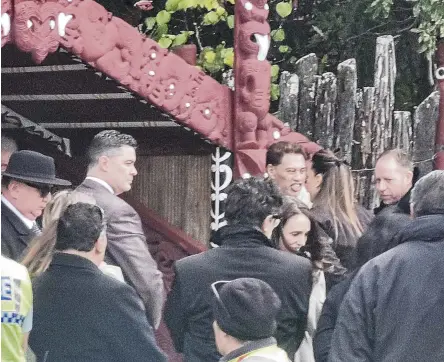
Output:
top-left (128, 154), bottom-right (212, 245)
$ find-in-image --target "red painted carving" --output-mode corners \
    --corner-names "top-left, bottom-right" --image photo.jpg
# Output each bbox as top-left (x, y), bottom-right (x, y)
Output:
top-left (8, 0), bottom-right (318, 175)
top-left (1, 0), bottom-right (12, 46)
top-left (435, 39), bottom-right (444, 170)
top-left (233, 0), bottom-right (319, 177)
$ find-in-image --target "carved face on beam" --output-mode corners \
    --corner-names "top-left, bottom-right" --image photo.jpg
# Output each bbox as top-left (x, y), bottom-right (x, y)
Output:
top-left (1, 0), bottom-right (12, 47)
top-left (239, 59), bottom-right (271, 118)
top-left (238, 0), bottom-right (269, 23)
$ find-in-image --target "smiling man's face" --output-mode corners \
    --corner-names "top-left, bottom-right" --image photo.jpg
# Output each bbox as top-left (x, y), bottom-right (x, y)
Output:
top-left (268, 153), bottom-right (307, 197)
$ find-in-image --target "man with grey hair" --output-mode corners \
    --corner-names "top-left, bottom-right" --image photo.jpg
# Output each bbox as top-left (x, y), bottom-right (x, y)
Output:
top-left (374, 148), bottom-right (417, 215)
top-left (1, 136), bottom-right (18, 171)
top-left (76, 130), bottom-right (164, 329)
top-left (329, 170), bottom-right (444, 362)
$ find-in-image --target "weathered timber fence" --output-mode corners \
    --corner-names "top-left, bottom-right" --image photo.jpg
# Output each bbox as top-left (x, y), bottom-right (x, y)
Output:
top-left (278, 35), bottom-right (439, 209)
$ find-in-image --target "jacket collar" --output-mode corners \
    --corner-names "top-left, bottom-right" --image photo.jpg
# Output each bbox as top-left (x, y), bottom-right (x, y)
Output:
top-left (374, 188), bottom-right (412, 215)
top-left (50, 252), bottom-right (100, 272)
top-left (80, 178), bottom-right (113, 195)
top-left (211, 225), bottom-right (273, 248)
top-left (398, 214), bottom-right (444, 244)
top-left (219, 337), bottom-right (276, 362)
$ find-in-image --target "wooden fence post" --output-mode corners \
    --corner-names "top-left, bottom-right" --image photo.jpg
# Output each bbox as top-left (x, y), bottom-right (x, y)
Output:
top-left (314, 72), bottom-right (337, 148)
top-left (392, 111), bottom-right (412, 153)
top-left (413, 91), bottom-right (440, 176)
top-left (336, 59), bottom-right (357, 163)
top-left (373, 35), bottom-right (396, 152)
top-left (278, 71), bottom-right (299, 130)
top-left (294, 53), bottom-right (318, 138)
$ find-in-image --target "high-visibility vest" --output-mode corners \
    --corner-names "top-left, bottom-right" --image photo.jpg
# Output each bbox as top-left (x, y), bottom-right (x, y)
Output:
top-left (1, 255), bottom-right (33, 362)
top-left (228, 344), bottom-right (290, 362)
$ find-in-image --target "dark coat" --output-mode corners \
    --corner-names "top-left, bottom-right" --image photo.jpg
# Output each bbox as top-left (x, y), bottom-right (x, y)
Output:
top-left (1, 200), bottom-right (38, 261)
top-left (373, 187), bottom-right (411, 215)
top-left (310, 204), bottom-right (373, 270)
top-left (29, 253), bottom-right (166, 362)
top-left (76, 179), bottom-right (164, 328)
top-left (329, 215), bottom-right (444, 362)
top-left (164, 225), bottom-right (313, 362)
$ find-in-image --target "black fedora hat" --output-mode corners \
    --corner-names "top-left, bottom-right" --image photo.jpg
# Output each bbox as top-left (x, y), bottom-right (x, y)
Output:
top-left (2, 150), bottom-right (71, 186)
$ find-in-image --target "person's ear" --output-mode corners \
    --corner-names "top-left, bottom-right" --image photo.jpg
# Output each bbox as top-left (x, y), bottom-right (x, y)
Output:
top-left (262, 215), bottom-right (281, 238)
top-left (314, 173), bottom-right (323, 188)
top-left (405, 170), bottom-right (413, 185)
top-left (95, 233), bottom-right (107, 254)
top-left (97, 155), bottom-right (110, 172)
top-left (266, 164), bottom-right (276, 180)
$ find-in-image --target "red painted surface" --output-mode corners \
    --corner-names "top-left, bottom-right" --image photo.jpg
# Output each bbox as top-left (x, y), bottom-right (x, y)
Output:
top-left (435, 39), bottom-right (444, 170)
top-left (3, 0), bottom-right (318, 177)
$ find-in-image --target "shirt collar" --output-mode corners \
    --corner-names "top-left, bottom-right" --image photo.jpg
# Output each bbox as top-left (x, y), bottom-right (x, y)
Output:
top-left (1, 195), bottom-right (34, 229)
top-left (85, 176), bottom-right (114, 194)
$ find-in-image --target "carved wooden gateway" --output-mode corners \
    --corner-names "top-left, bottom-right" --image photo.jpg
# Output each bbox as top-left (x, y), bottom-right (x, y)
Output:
top-left (1, 0), bottom-right (319, 177)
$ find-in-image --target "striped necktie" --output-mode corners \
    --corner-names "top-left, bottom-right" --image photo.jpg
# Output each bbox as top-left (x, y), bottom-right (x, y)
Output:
top-left (30, 222), bottom-right (41, 236)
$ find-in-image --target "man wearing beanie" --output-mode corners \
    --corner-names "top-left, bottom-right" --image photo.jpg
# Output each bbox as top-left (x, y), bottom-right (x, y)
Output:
top-left (212, 278), bottom-right (290, 362)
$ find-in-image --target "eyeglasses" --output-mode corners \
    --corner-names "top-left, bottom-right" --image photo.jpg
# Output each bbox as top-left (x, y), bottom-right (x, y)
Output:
top-left (24, 182), bottom-right (53, 198)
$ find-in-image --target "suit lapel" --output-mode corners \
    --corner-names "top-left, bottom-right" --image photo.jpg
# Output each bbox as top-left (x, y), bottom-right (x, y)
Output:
top-left (1, 201), bottom-right (33, 248)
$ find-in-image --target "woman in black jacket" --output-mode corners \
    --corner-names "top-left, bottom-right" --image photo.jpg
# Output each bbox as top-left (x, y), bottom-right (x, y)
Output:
top-left (305, 149), bottom-right (373, 271)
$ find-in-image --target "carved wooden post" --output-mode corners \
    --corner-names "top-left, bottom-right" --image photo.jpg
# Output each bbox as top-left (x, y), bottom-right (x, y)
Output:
top-left (413, 91), bottom-right (439, 176)
top-left (1, 0), bottom-right (12, 47)
top-left (392, 111), bottom-right (412, 153)
top-left (373, 35), bottom-right (396, 152)
top-left (233, 0), bottom-right (271, 177)
top-left (435, 39), bottom-right (444, 170)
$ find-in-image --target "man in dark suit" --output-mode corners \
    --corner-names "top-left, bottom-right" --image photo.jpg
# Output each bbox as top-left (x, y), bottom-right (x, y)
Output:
top-left (76, 130), bottom-right (164, 328)
top-left (165, 177), bottom-right (312, 361)
top-left (30, 202), bottom-right (166, 362)
top-left (1, 150), bottom-right (71, 260)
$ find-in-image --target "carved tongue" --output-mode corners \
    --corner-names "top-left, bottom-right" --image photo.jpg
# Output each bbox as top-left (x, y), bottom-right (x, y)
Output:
top-left (254, 34), bottom-right (269, 61)
top-left (1, 13), bottom-right (10, 37)
top-left (58, 13), bottom-right (73, 37)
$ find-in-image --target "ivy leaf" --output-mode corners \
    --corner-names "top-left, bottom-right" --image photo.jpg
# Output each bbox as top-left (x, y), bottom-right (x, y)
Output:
top-left (271, 64), bottom-right (280, 82)
top-left (158, 37), bottom-right (173, 48)
top-left (271, 28), bottom-right (286, 42)
top-left (172, 32), bottom-right (189, 46)
top-left (226, 15), bottom-right (235, 29)
top-left (178, 0), bottom-right (198, 10)
top-left (276, 2), bottom-right (292, 18)
top-left (204, 50), bottom-right (217, 63)
top-left (227, 0), bottom-right (235, 4)
top-left (165, 0), bottom-right (181, 11)
top-left (203, 0), bottom-right (220, 10)
top-left (271, 83), bottom-right (280, 101)
top-left (203, 11), bottom-right (220, 25)
top-left (156, 10), bottom-right (171, 25)
top-left (144, 17), bottom-right (156, 31)
top-left (223, 47), bottom-right (234, 67)
top-left (216, 6), bottom-right (227, 17)
top-left (156, 24), bottom-right (169, 37)
top-left (278, 45), bottom-right (290, 53)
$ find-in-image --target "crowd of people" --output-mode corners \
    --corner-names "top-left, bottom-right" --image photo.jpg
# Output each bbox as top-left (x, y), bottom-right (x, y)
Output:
top-left (1, 131), bottom-right (443, 362)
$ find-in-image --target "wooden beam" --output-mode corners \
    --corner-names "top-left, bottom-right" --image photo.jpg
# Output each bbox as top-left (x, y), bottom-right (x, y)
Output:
top-left (37, 121), bottom-right (179, 129)
top-left (2, 93), bottom-right (134, 101)
top-left (2, 64), bottom-right (88, 73)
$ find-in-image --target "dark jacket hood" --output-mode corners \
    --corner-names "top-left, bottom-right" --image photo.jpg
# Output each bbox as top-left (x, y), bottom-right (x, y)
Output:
top-left (398, 214), bottom-right (444, 244)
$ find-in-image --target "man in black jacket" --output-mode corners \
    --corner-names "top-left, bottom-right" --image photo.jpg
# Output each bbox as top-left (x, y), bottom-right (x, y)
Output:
top-left (29, 203), bottom-right (166, 362)
top-left (164, 177), bottom-right (312, 361)
top-left (329, 170), bottom-right (444, 362)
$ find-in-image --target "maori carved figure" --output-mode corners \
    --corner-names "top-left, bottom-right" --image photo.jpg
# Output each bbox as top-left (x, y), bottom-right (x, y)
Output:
top-left (11, 0), bottom-right (232, 148)
top-left (234, 0), bottom-right (271, 150)
top-left (1, 0), bottom-right (12, 47)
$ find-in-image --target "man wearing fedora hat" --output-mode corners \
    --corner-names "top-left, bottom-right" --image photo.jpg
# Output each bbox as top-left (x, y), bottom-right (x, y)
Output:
top-left (1, 150), bottom-right (71, 261)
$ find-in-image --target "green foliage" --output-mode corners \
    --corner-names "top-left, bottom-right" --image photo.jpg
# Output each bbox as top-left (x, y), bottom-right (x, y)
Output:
top-left (276, 2), bottom-right (293, 18)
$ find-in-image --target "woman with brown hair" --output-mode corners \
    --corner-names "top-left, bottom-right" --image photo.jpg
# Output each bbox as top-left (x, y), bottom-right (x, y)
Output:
top-left (272, 197), bottom-right (346, 362)
top-left (305, 149), bottom-right (373, 271)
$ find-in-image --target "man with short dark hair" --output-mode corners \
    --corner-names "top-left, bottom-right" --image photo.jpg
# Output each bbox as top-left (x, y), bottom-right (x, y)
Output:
top-left (76, 130), bottom-right (164, 328)
top-left (212, 278), bottom-right (290, 362)
top-left (165, 177), bottom-right (312, 361)
top-left (1, 150), bottom-right (71, 260)
top-left (29, 203), bottom-right (166, 362)
top-left (266, 141), bottom-right (310, 204)
top-left (1, 135), bottom-right (18, 171)
top-left (374, 148), bottom-right (415, 214)
top-left (329, 170), bottom-right (444, 362)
